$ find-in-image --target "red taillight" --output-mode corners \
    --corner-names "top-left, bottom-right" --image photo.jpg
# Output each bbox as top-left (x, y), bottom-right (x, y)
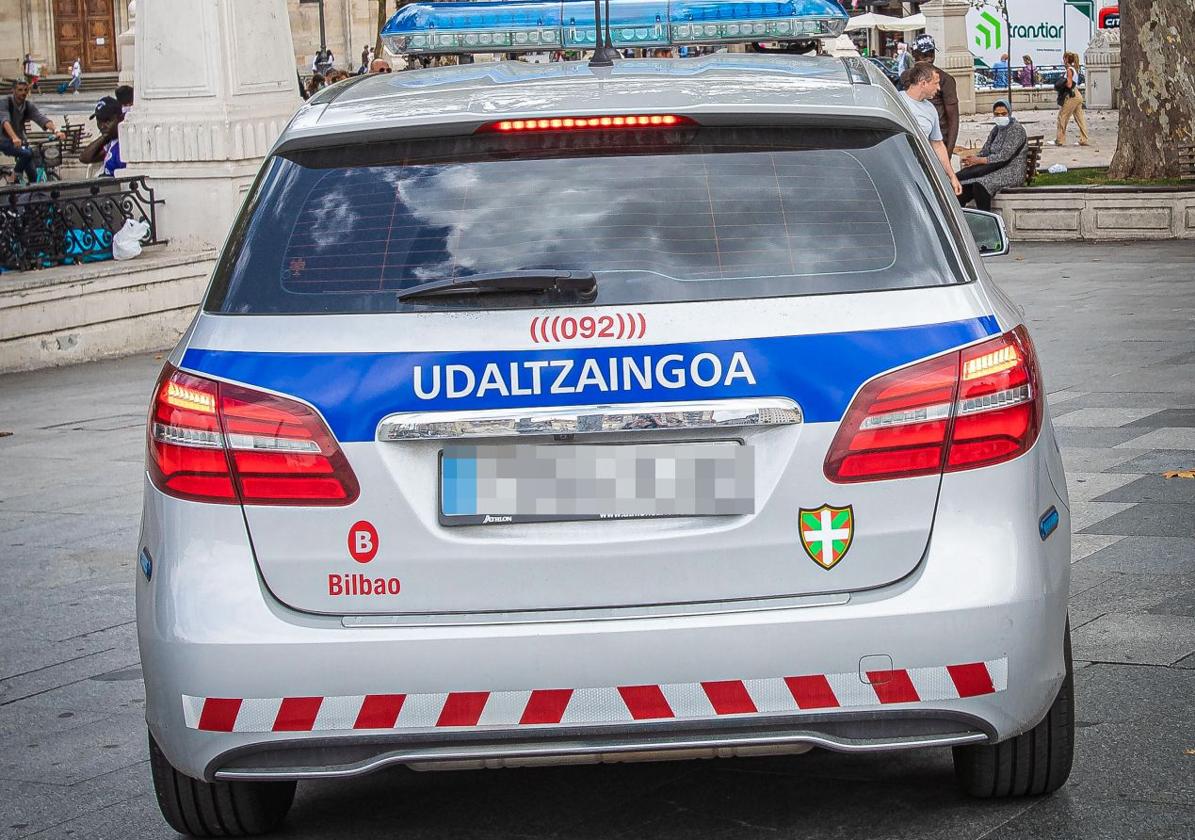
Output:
top-left (478, 114), bottom-right (694, 133)
top-left (147, 365), bottom-right (360, 505)
top-left (949, 327), bottom-right (1041, 471)
top-left (824, 327), bottom-right (1042, 483)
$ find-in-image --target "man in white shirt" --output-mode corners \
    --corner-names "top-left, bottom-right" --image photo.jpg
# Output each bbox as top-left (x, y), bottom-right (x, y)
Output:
top-left (900, 62), bottom-right (962, 196)
top-left (67, 58), bottom-right (82, 93)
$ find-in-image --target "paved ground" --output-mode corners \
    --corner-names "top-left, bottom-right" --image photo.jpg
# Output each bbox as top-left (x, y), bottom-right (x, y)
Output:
top-left (2, 242), bottom-right (1194, 839)
top-left (957, 107), bottom-right (1118, 170)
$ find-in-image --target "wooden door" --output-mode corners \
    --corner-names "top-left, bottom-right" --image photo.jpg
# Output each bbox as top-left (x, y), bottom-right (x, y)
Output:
top-left (54, 0), bottom-right (117, 73)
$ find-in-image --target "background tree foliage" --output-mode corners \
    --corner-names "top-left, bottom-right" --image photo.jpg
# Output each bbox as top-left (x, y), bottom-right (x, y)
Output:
top-left (1108, 0), bottom-right (1195, 180)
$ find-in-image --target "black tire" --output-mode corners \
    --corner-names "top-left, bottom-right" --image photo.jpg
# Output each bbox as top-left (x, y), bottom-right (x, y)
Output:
top-left (149, 733), bottom-right (296, 837)
top-left (952, 622), bottom-right (1074, 798)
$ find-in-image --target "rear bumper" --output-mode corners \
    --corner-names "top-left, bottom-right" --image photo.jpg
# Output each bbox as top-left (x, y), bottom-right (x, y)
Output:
top-left (137, 438), bottom-right (1071, 781)
top-left (212, 712), bottom-right (992, 780)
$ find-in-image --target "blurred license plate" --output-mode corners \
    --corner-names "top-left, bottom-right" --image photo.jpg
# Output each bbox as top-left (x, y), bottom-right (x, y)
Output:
top-left (440, 442), bottom-right (754, 526)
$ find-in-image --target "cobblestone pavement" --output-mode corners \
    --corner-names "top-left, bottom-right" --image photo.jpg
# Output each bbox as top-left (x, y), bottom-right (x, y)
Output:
top-left (2, 242), bottom-right (1194, 839)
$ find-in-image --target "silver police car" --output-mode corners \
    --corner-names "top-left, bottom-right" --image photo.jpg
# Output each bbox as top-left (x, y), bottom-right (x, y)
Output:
top-left (139, 10), bottom-right (1072, 836)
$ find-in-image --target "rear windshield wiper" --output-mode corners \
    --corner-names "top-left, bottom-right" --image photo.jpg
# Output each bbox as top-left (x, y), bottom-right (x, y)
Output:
top-left (396, 270), bottom-right (597, 302)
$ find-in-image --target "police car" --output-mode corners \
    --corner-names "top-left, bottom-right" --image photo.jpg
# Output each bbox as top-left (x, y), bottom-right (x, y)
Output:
top-left (138, 1), bottom-right (1072, 834)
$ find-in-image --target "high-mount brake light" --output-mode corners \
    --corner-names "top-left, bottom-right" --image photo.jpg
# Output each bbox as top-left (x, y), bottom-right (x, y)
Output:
top-left (824, 326), bottom-right (1042, 483)
top-left (381, 0), bottom-right (848, 56)
top-left (481, 114), bottom-right (689, 133)
top-left (147, 365), bottom-right (360, 506)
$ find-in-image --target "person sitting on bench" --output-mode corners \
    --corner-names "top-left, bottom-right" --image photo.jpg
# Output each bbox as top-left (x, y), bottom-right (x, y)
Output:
top-left (956, 99), bottom-right (1028, 212)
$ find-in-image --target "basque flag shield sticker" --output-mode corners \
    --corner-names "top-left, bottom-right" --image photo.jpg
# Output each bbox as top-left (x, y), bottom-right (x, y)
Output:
top-left (799, 505), bottom-right (854, 570)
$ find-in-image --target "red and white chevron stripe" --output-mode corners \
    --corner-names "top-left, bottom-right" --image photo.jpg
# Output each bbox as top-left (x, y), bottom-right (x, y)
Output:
top-left (182, 658), bottom-right (1007, 734)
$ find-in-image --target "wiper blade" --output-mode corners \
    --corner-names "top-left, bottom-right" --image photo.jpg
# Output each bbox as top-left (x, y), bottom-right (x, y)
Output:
top-left (397, 270), bottom-right (597, 302)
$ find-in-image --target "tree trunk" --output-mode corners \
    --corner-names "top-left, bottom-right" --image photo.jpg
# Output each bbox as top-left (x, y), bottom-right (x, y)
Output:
top-left (375, 1), bottom-right (415, 62)
top-left (1107, 0), bottom-right (1195, 180)
top-left (374, 0), bottom-right (387, 58)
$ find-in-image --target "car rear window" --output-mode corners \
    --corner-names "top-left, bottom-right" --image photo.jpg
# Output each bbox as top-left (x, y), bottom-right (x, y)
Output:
top-left (206, 125), bottom-right (965, 314)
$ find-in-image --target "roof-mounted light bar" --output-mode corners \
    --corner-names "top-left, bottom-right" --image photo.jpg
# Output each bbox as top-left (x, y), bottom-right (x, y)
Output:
top-left (382, 0), bottom-right (848, 56)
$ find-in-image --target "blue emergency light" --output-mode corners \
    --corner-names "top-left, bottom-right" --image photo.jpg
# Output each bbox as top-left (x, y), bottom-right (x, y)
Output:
top-left (382, 0), bottom-right (848, 55)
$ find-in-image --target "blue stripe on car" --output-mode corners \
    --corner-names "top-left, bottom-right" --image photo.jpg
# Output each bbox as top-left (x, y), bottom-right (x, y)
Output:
top-left (182, 316), bottom-right (999, 442)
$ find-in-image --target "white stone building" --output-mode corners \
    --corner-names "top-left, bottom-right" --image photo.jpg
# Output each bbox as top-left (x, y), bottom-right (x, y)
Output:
top-left (0, 0), bottom-right (389, 81)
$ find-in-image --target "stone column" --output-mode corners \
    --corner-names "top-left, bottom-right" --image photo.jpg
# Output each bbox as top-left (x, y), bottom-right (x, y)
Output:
top-left (120, 0), bottom-right (302, 250)
top-left (1084, 28), bottom-right (1120, 110)
top-left (921, 0), bottom-right (976, 116)
top-left (118, 1), bottom-right (136, 87)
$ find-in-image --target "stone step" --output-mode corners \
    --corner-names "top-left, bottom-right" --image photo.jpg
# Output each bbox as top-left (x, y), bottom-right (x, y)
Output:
top-left (3, 73), bottom-right (120, 94)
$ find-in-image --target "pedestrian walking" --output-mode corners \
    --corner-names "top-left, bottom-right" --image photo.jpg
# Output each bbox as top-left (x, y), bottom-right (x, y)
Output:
top-left (957, 99), bottom-right (1028, 212)
top-left (895, 41), bottom-right (913, 76)
top-left (23, 53), bottom-right (41, 91)
top-left (1017, 55), bottom-right (1035, 88)
top-left (1, 80), bottom-right (66, 184)
top-left (359, 45), bottom-right (373, 74)
top-left (67, 57), bottom-right (82, 94)
top-left (910, 34), bottom-right (959, 155)
top-left (1054, 51), bottom-right (1088, 146)
top-left (900, 63), bottom-right (962, 196)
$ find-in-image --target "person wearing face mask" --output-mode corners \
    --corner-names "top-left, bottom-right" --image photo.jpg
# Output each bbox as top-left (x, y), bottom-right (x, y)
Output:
top-left (956, 99), bottom-right (1027, 212)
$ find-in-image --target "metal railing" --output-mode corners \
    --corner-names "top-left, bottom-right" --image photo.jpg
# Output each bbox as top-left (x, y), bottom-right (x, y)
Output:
top-left (0, 175), bottom-right (164, 272)
top-left (975, 64), bottom-right (1084, 92)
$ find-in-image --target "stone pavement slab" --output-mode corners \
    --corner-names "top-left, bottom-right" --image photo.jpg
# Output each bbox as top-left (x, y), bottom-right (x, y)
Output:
top-left (1077, 537), bottom-right (1195, 576)
top-left (1105, 450), bottom-right (1195, 474)
top-left (1096, 475), bottom-right (1195, 505)
top-left (1072, 614), bottom-right (1195, 667)
top-left (1079, 503), bottom-right (1195, 537)
top-left (1117, 428), bottom-right (1195, 451)
top-left (1, 242), bottom-right (1194, 838)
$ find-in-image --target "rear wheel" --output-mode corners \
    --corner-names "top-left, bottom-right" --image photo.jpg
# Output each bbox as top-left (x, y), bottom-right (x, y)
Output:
top-left (149, 733), bottom-right (295, 836)
top-left (952, 622), bottom-right (1074, 797)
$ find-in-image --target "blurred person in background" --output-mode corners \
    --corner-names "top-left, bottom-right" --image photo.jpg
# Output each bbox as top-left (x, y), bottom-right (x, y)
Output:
top-left (1017, 55), bottom-right (1036, 87)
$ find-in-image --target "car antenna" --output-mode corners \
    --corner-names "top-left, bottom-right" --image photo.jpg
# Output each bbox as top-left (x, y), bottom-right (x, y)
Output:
top-left (588, 0), bottom-right (620, 68)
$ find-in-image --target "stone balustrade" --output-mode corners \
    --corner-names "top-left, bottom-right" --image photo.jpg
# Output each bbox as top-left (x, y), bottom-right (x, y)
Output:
top-left (994, 186), bottom-right (1195, 241)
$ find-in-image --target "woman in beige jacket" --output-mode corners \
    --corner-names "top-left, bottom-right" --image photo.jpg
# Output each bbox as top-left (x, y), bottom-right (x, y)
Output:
top-left (1055, 51), bottom-right (1089, 146)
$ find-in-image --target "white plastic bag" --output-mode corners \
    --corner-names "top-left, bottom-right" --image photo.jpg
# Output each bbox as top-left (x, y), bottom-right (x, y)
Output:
top-left (112, 218), bottom-right (150, 261)
top-left (1047, 164), bottom-right (1068, 175)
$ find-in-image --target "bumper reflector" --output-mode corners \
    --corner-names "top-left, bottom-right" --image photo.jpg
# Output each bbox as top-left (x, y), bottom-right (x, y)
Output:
top-left (1039, 506), bottom-right (1060, 540)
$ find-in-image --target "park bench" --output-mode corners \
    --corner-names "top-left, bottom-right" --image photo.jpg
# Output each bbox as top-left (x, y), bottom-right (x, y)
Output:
top-left (1025, 135), bottom-right (1044, 186)
top-left (26, 120), bottom-right (91, 158)
top-left (1179, 144), bottom-right (1195, 181)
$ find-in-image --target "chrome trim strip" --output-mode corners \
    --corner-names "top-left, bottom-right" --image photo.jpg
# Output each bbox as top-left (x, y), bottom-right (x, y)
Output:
top-left (377, 398), bottom-right (802, 441)
top-left (214, 729), bottom-right (987, 781)
top-left (342, 591), bottom-right (849, 628)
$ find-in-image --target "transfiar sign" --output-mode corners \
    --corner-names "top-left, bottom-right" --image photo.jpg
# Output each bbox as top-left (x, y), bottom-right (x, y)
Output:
top-left (967, 0), bottom-right (1102, 69)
